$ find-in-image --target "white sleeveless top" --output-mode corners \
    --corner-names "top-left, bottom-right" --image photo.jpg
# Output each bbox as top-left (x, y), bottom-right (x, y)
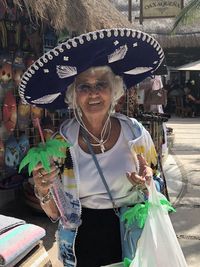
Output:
top-left (77, 120), bottom-right (140, 209)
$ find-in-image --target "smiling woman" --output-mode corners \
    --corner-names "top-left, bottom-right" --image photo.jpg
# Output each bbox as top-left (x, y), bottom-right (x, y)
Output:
top-left (18, 28), bottom-right (165, 267)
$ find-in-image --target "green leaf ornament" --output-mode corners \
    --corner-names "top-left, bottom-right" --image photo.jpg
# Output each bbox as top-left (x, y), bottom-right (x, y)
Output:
top-left (121, 198), bottom-right (176, 229)
top-left (123, 257), bottom-right (132, 267)
top-left (19, 139), bottom-right (71, 176)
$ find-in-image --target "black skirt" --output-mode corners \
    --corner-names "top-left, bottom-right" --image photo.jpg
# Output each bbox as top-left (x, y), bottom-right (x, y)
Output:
top-left (75, 207), bottom-right (122, 267)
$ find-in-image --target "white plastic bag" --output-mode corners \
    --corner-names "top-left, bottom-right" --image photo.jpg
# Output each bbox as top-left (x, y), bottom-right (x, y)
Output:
top-left (131, 180), bottom-right (188, 267)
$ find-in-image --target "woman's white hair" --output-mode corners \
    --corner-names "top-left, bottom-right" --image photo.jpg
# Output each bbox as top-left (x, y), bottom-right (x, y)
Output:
top-left (65, 66), bottom-right (125, 111)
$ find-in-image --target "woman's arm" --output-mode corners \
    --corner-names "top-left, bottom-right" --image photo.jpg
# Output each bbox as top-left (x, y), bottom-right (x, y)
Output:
top-left (32, 164), bottom-right (61, 221)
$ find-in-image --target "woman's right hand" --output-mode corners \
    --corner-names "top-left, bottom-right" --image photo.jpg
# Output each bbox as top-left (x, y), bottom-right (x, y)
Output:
top-left (32, 163), bottom-right (60, 195)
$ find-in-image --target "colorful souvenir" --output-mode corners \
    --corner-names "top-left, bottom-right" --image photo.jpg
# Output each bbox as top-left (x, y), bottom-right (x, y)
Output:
top-left (0, 138), bottom-right (4, 168)
top-left (3, 90), bottom-right (17, 133)
top-left (17, 101), bottom-right (30, 131)
top-left (13, 50), bottom-right (25, 69)
top-left (25, 53), bottom-right (36, 68)
top-left (13, 67), bottom-right (24, 86)
top-left (5, 135), bottom-right (20, 169)
top-left (18, 134), bottom-right (30, 161)
top-left (4, 0), bottom-right (19, 51)
top-left (0, 81), bottom-right (5, 105)
top-left (31, 105), bottom-right (44, 128)
top-left (0, 123), bottom-right (9, 140)
top-left (0, 62), bottom-right (12, 84)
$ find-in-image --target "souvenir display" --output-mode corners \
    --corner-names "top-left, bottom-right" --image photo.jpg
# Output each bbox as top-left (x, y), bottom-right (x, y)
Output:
top-left (0, 138), bottom-right (4, 168)
top-left (3, 90), bottom-right (17, 133)
top-left (0, 123), bottom-right (8, 140)
top-left (13, 67), bottom-right (24, 86)
top-left (17, 101), bottom-right (31, 132)
top-left (42, 115), bottom-right (55, 141)
top-left (18, 134), bottom-right (30, 161)
top-left (0, 61), bottom-right (13, 84)
top-left (31, 105), bottom-right (44, 128)
top-left (4, 135), bottom-right (20, 169)
top-left (0, 2), bottom-right (61, 191)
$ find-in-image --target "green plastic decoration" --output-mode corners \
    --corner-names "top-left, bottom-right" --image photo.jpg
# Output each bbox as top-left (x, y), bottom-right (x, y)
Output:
top-left (18, 117), bottom-right (71, 175)
top-left (121, 198), bottom-right (176, 229)
top-left (19, 139), bottom-right (71, 176)
top-left (123, 257), bottom-right (132, 267)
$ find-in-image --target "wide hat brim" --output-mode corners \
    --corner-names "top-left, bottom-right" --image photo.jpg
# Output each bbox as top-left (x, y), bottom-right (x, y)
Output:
top-left (19, 28), bottom-right (164, 110)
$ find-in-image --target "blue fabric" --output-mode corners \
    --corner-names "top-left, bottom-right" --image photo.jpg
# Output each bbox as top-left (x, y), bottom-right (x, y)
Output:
top-left (120, 206), bottom-right (143, 260)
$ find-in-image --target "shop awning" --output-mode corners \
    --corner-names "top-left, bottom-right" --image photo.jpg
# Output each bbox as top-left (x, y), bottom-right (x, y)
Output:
top-left (176, 60), bottom-right (200, 71)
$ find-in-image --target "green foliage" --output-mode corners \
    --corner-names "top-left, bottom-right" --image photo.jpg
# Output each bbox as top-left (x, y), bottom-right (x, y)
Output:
top-left (19, 139), bottom-right (71, 176)
top-left (172, 0), bottom-right (200, 33)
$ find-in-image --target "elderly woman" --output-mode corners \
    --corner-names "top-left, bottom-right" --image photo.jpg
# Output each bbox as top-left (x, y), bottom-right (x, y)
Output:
top-left (19, 29), bottom-right (164, 267)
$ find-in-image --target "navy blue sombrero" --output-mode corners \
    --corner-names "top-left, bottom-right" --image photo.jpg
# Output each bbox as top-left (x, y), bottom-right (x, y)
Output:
top-left (19, 28), bottom-right (165, 110)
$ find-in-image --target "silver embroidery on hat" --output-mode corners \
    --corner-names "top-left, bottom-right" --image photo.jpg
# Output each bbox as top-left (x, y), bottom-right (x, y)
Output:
top-left (124, 67), bottom-right (153, 75)
top-left (57, 65), bottom-right (77, 78)
top-left (108, 45), bottom-right (128, 63)
top-left (31, 93), bottom-right (61, 104)
top-left (44, 69), bottom-right (49, 73)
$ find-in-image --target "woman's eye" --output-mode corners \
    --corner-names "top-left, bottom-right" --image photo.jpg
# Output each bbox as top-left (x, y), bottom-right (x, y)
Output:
top-left (81, 84), bottom-right (91, 91)
top-left (96, 81), bottom-right (108, 89)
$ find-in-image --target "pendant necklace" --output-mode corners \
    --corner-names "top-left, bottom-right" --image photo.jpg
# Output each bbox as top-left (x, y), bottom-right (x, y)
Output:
top-left (82, 120), bottom-right (111, 153)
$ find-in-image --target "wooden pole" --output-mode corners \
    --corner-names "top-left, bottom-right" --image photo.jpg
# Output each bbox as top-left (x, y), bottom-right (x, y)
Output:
top-left (128, 0), bottom-right (132, 23)
top-left (140, 0), bottom-right (143, 25)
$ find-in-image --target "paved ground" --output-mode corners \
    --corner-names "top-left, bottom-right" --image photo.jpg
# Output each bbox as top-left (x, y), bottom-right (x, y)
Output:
top-left (164, 116), bottom-right (200, 267)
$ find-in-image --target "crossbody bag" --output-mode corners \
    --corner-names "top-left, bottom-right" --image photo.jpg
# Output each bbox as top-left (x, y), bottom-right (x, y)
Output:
top-left (81, 128), bottom-right (143, 263)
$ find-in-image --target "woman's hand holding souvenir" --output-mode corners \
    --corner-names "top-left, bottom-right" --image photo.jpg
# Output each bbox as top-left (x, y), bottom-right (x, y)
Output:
top-left (32, 163), bottom-right (60, 195)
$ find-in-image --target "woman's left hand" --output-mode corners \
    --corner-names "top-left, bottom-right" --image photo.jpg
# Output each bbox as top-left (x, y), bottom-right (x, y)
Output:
top-left (126, 154), bottom-right (153, 188)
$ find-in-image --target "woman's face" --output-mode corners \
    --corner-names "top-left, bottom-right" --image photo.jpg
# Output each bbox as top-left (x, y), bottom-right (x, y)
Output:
top-left (75, 69), bottom-right (112, 120)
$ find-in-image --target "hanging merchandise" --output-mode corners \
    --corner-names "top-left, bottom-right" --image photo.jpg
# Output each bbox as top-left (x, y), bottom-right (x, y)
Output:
top-left (0, 1), bottom-right (6, 20)
top-left (31, 105), bottom-right (44, 128)
top-left (43, 26), bottom-right (58, 53)
top-left (42, 115), bottom-right (55, 141)
top-left (0, 138), bottom-right (5, 168)
top-left (3, 90), bottom-right (17, 133)
top-left (0, 123), bottom-right (8, 141)
top-left (17, 100), bottom-right (31, 132)
top-left (13, 49), bottom-right (25, 69)
top-left (18, 134), bottom-right (30, 162)
top-left (4, 0), bottom-right (20, 51)
top-left (128, 179), bottom-right (188, 267)
top-left (145, 88), bottom-right (167, 106)
top-left (13, 66), bottom-right (24, 86)
top-left (0, 59), bottom-right (13, 84)
top-left (4, 135), bottom-right (20, 170)
top-left (24, 53), bottom-right (36, 68)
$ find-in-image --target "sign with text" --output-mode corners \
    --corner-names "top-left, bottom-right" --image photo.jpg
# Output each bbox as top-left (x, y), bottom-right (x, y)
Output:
top-left (141, 0), bottom-right (183, 18)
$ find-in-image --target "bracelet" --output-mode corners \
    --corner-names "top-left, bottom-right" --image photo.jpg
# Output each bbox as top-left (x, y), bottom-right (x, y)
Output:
top-left (34, 185), bottom-right (53, 205)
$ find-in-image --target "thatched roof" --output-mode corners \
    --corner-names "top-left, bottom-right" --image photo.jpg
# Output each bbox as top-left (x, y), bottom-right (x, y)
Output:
top-left (11, 0), bottom-right (200, 48)
top-left (13, 0), bottom-right (131, 33)
top-left (151, 32), bottom-right (200, 49)
top-left (136, 20), bottom-right (200, 49)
